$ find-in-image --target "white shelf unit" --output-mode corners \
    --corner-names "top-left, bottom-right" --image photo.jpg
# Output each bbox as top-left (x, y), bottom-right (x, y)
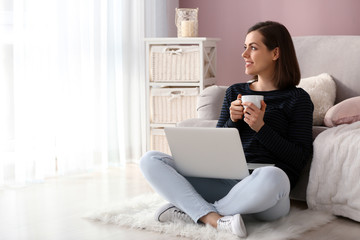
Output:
top-left (145, 37), bottom-right (219, 154)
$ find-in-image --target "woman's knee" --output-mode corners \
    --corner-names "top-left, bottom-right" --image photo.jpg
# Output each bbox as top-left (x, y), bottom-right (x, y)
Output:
top-left (252, 166), bottom-right (290, 194)
top-left (139, 150), bottom-right (174, 175)
top-left (139, 150), bottom-right (160, 173)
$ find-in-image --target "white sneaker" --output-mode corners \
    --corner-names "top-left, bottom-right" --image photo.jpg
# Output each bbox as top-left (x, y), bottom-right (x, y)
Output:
top-left (217, 214), bottom-right (247, 238)
top-left (154, 203), bottom-right (193, 224)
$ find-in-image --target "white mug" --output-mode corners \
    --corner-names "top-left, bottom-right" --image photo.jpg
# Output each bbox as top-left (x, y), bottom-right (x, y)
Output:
top-left (241, 95), bottom-right (264, 109)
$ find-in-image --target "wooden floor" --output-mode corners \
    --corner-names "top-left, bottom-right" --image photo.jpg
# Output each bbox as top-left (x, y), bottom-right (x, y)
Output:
top-left (1, 163), bottom-right (360, 240)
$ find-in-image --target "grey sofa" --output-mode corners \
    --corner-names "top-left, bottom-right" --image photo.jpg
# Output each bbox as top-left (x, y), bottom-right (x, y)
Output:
top-left (178, 35), bottom-right (360, 201)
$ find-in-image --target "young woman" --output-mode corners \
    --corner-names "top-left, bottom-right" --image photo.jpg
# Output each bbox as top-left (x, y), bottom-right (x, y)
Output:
top-left (140, 21), bottom-right (313, 237)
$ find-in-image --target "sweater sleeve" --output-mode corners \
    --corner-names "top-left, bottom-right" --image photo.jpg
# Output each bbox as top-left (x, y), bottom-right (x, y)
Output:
top-left (216, 86), bottom-right (243, 128)
top-left (254, 90), bottom-right (314, 172)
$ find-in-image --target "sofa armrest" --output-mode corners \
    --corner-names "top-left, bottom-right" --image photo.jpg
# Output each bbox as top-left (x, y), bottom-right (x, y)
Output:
top-left (177, 119), bottom-right (218, 128)
top-left (176, 85), bottom-right (227, 128)
top-left (197, 85), bottom-right (227, 120)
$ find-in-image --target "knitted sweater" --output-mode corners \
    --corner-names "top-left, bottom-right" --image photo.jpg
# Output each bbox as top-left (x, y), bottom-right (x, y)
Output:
top-left (216, 82), bottom-right (314, 188)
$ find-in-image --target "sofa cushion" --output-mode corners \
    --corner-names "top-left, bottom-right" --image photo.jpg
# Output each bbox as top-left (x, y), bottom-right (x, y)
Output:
top-left (324, 96), bottom-right (360, 127)
top-left (297, 73), bottom-right (336, 125)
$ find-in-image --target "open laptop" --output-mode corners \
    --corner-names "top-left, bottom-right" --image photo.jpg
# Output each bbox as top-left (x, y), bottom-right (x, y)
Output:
top-left (164, 127), bottom-right (272, 180)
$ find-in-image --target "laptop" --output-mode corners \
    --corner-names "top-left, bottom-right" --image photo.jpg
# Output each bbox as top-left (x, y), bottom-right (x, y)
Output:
top-left (164, 127), bottom-right (266, 180)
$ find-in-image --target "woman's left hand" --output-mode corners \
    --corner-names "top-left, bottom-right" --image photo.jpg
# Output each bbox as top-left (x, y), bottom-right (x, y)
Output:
top-left (242, 100), bottom-right (267, 132)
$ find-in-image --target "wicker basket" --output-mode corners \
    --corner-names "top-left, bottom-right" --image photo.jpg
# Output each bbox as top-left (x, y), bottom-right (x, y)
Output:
top-left (150, 128), bottom-right (171, 155)
top-left (150, 87), bottom-right (199, 123)
top-left (150, 45), bottom-right (200, 82)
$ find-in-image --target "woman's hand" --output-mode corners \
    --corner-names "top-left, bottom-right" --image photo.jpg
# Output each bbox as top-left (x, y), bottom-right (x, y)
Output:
top-left (229, 94), bottom-right (244, 122)
top-left (242, 100), bottom-right (267, 132)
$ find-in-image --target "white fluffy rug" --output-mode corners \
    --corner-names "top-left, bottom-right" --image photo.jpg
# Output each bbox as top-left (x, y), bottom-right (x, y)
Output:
top-left (86, 193), bottom-right (335, 240)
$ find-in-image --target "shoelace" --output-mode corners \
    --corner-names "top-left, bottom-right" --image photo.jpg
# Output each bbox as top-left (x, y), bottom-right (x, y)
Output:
top-left (217, 218), bottom-right (232, 231)
top-left (173, 209), bottom-right (192, 222)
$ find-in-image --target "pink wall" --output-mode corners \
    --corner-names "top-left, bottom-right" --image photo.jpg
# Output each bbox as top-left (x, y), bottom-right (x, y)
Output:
top-left (179, 0), bottom-right (360, 86)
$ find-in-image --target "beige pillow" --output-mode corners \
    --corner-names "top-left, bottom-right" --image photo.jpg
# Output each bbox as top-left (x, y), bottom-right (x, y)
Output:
top-left (324, 97), bottom-right (360, 127)
top-left (298, 73), bottom-right (336, 125)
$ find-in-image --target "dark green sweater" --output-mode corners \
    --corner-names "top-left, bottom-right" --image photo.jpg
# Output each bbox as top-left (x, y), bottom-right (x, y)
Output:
top-left (217, 82), bottom-right (314, 188)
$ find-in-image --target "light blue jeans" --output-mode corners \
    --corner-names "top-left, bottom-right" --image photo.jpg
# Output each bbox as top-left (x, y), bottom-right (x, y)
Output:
top-left (140, 151), bottom-right (290, 223)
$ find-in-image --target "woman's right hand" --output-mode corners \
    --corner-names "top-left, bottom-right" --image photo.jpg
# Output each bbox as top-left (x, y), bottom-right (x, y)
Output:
top-left (229, 94), bottom-right (244, 122)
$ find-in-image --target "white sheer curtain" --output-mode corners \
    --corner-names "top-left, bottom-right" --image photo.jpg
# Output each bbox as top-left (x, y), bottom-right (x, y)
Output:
top-left (0, 0), bottom-right (145, 186)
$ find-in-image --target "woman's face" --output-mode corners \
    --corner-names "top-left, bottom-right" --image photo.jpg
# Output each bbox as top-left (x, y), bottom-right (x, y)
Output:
top-left (242, 30), bottom-right (279, 79)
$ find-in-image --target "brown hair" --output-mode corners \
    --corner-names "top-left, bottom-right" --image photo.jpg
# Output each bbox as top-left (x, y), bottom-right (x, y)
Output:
top-left (247, 21), bottom-right (300, 90)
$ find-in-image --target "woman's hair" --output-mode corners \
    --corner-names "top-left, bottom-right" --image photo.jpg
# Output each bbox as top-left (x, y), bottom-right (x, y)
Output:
top-left (247, 21), bottom-right (300, 90)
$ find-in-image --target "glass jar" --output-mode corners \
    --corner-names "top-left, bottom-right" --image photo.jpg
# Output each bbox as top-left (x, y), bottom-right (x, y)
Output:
top-left (175, 8), bottom-right (199, 38)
